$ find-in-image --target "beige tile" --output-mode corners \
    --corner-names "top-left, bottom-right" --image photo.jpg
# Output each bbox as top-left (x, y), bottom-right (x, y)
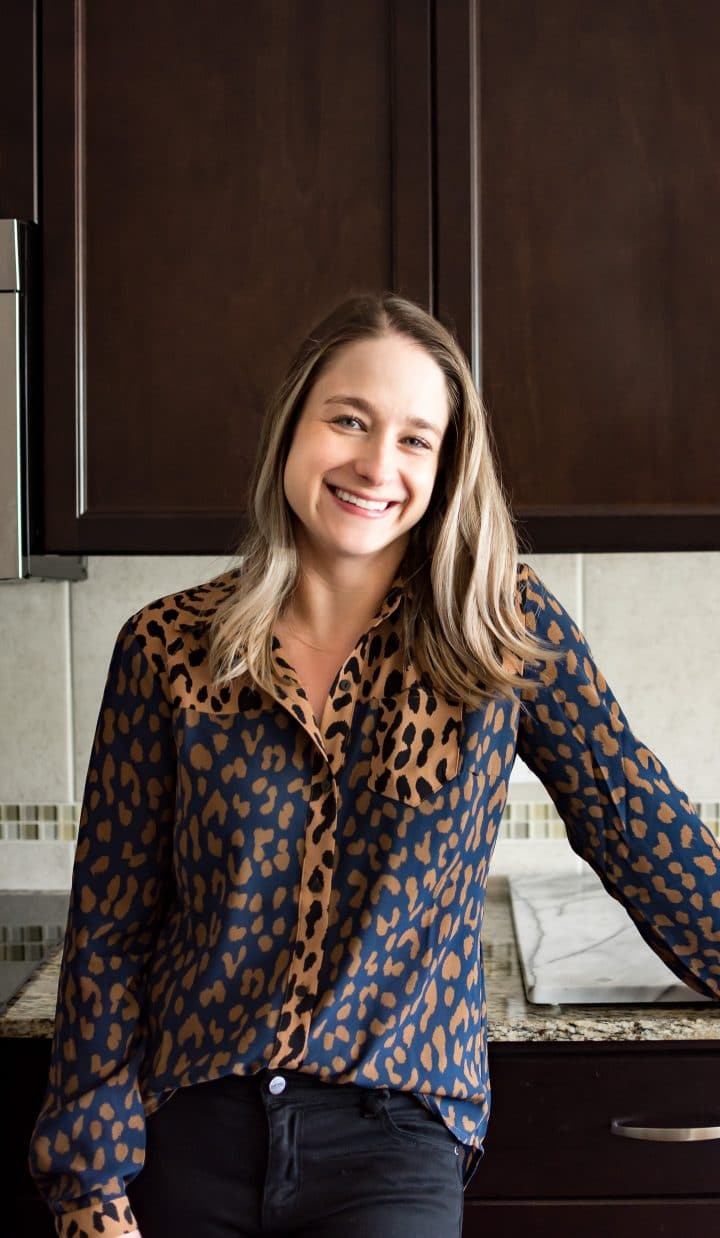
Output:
top-left (0, 580), bottom-right (72, 801)
top-left (583, 553), bottom-right (720, 801)
top-left (492, 839), bottom-right (583, 877)
top-left (71, 555), bottom-right (232, 799)
top-left (522, 552), bottom-right (582, 619)
top-left (0, 842), bottom-right (75, 890)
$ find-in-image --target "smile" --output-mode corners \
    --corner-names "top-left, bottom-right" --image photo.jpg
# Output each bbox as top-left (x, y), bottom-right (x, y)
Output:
top-left (327, 484), bottom-right (399, 514)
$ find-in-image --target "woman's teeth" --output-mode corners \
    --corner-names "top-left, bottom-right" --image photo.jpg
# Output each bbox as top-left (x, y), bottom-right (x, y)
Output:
top-left (332, 486), bottom-right (390, 512)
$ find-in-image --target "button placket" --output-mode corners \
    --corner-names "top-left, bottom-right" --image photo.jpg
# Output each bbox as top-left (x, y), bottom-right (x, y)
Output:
top-left (268, 584), bottom-right (405, 1070)
top-left (271, 764), bottom-right (339, 1066)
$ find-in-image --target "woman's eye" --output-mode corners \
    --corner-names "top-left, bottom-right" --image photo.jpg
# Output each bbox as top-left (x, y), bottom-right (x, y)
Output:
top-left (333, 415), bottom-right (365, 429)
top-left (404, 436), bottom-right (431, 450)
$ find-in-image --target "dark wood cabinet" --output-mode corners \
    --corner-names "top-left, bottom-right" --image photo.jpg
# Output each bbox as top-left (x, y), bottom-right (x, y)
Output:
top-left (463, 1201), bottom-right (720, 1237)
top-left (4, 1039), bottom-right (54, 1238)
top-left (38, 0), bottom-right (433, 555)
top-left (437, 0), bottom-right (720, 551)
top-left (0, 1), bottom-right (37, 222)
top-left (461, 1041), bottom-right (720, 1236)
top-left (7, 1), bottom-right (720, 556)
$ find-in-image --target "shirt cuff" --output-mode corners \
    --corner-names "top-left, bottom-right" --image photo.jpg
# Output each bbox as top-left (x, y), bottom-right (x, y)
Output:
top-left (54, 1194), bottom-right (138, 1238)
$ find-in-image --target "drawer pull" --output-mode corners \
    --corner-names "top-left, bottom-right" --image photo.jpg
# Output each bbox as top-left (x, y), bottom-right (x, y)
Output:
top-left (611, 1119), bottom-right (720, 1143)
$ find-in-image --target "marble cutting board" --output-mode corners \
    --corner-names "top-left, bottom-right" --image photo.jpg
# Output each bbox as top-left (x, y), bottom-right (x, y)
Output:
top-left (509, 870), bottom-right (712, 1004)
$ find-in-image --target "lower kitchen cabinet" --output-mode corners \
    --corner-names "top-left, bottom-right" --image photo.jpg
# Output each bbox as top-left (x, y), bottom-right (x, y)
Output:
top-left (463, 1200), bottom-right (720, 1238)
top-left (464, 1042), bottom-right (720, 1237)
top-left (5, 1037), bottom-right (719, 1236)
top-left (4, 1039), bottom-right (54, 1237)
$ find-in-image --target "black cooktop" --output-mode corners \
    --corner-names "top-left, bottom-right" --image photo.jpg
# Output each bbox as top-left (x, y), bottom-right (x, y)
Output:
top-left (0, 891), bottom-right (69, 1014)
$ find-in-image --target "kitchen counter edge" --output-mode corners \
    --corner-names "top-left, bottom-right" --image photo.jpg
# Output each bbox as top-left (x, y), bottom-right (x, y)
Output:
top-left (1, 875), bottom-right (718, 1041)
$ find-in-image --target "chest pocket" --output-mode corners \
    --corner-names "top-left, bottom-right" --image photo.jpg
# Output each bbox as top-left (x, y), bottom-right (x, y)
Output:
top-left (367, 687), bottom-right (464, 807)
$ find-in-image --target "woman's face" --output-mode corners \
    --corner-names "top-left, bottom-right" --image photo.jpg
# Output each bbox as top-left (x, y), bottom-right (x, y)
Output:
top-left (283, 332), bottom-right (451, 574)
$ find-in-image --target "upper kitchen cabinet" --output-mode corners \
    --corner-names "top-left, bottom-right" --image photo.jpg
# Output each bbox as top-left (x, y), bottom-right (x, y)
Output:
top-left (40, 0), bottom-right (433, 553)
top-left (0, 1), bottom-right (36, 221)
top-left (436, 0), bottom-right (720, 551)
top-left (32, 1), bottom-right (720, 554)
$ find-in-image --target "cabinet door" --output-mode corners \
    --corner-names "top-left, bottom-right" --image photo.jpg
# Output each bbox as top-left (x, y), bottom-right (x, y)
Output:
top-left (40, 0), bottom-right (432, 554)
top-left (3, 1038), bottom-right (54, 1236)
top-left (436, 0), bottom-right (720, 551)
top-left (473, 1045), bottom-right (720, 1201)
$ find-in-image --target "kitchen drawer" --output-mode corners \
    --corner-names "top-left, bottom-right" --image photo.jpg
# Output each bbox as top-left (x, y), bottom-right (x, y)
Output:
top-left (470, 1046), bottom-right (720, 1200)
top-left (462, 1199), bottom-right (720, 1238)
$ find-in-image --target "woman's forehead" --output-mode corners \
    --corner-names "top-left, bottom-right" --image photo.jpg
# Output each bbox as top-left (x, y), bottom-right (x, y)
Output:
top-left (309, 334), bottom-right (450, 425)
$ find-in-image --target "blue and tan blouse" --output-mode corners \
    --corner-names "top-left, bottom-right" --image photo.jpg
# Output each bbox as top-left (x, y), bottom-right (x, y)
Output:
top-left (29, 564), bottom-right (720, 1237)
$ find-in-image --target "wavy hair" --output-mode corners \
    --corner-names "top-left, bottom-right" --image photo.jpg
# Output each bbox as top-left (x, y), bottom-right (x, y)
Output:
top-left (208, 292), bottom-right (551, 706)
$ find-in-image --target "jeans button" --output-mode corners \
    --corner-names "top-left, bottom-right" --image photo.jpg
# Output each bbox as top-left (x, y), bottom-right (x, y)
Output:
top-left (268, 1075), bottom-right (286, 1095)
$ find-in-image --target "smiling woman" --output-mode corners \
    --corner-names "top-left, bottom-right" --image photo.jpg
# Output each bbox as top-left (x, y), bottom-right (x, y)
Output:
top-left (208, 292), bottom-right (541, 715)
top-left (28, 293), bottom-right (720, 1238)
top-left (283, 333), bottom-right (449, 589)
top-left (277, 330), bottom-right (453, 721)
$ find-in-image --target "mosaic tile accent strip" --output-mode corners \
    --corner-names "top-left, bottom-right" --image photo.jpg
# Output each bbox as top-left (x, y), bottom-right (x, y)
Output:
top-left (1, 801), bottom-right (719, 843)
top-left (507, 799), bottom-right (720, 840)
top-left (0, 803), bottom-right (79, 842)
top-left (0, 920), bottom-right (67, 962)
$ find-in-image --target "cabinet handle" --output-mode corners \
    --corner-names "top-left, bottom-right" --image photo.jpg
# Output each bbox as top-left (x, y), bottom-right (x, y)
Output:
top-left (611, 1118), bottom-right (720, 1142)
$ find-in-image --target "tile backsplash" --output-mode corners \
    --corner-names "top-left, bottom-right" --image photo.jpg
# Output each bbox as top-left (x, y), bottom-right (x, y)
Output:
top-left (3, 797), bottom-right (719, 843)
top-left (1, 551), bottom-right (719, 888)
top-left (0, 804), bottom-right (78, 841)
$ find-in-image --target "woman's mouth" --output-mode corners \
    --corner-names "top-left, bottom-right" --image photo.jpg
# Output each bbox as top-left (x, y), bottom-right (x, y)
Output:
top-left (325, 483), bottom-right (399, 516)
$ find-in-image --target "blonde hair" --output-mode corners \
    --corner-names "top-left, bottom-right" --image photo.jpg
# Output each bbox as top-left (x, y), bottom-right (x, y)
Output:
top-left (209, 292), bottom-right (549, 706)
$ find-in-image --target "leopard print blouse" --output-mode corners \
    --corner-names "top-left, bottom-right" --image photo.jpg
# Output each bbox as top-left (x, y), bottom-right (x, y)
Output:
top-left (28, 564), bottom-right (720, 1237)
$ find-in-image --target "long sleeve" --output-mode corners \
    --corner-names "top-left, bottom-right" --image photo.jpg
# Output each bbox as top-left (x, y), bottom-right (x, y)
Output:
top-left (28, 619), bottom-right (177, 1238)
top-left (516, 565), bottom-right (720, 1001)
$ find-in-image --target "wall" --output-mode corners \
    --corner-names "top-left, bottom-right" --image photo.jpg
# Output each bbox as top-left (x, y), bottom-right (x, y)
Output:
top-left (1, 552), bottom-right (718, 887)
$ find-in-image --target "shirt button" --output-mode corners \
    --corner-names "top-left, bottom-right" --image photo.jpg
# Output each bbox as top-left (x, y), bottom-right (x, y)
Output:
top-left (320, 777), bottom-right (332, 793)
top-left (268, 1075), bottom-right (286, 1095)
top-left (339, 678), bottom-right (351, 691)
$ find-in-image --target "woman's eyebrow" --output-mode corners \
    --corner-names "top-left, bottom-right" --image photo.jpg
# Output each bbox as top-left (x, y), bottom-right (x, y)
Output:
top-left (322, 394), bottom-right (442, 438)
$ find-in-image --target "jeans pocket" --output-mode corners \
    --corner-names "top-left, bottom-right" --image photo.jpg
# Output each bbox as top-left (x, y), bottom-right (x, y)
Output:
top-left (380, 1095), bottom-right (462, 1158)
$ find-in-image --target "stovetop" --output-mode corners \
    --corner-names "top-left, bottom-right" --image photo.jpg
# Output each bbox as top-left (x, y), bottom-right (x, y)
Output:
top-left (0, 891), bottom-right (69, 1013)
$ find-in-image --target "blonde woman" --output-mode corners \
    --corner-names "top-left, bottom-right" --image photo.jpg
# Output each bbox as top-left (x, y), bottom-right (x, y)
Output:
top-left (30, 294), bottom-right (720, 1238)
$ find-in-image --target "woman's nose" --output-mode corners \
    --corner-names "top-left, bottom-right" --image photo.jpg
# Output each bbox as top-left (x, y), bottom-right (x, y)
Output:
top-left (354, 436), bottom-right (395, 484)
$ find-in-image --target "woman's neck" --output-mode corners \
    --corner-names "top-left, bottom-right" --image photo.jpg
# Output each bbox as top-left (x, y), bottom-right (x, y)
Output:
top-left (285, 546), bottom-right (405, 647)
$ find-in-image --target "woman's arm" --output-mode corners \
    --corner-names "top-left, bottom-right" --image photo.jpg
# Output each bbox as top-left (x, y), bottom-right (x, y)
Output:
top-left (516, 565), bottom-right (720, 1000)
top-left (28, 618), bottom-right (176, 1238)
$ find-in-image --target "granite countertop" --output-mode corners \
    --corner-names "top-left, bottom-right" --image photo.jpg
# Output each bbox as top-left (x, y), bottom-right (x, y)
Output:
top-left (1, 876), bottom-right (718, 1041)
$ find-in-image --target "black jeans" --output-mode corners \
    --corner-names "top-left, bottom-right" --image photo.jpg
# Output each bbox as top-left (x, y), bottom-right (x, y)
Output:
top-left (128, 1069), bottom-right (466, 1238)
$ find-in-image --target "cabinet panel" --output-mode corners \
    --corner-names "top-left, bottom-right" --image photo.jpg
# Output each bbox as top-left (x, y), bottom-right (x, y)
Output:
top-left (462, 1199), bottom-right (720, 1238)
top-left (41, 0), bottom-right (432, 553)
top-left (3, 1039), bottom-right (53, 1235)
top-left (437, 0), bottom-right (720, 550)
top-left (0, 0), bottom-right (36, 220)
top-left (471, 1047), bottom-right (720, 1201)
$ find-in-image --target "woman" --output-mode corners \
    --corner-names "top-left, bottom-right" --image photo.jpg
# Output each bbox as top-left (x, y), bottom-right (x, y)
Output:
top-left (29, 293), bottom-right (720, 1238)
